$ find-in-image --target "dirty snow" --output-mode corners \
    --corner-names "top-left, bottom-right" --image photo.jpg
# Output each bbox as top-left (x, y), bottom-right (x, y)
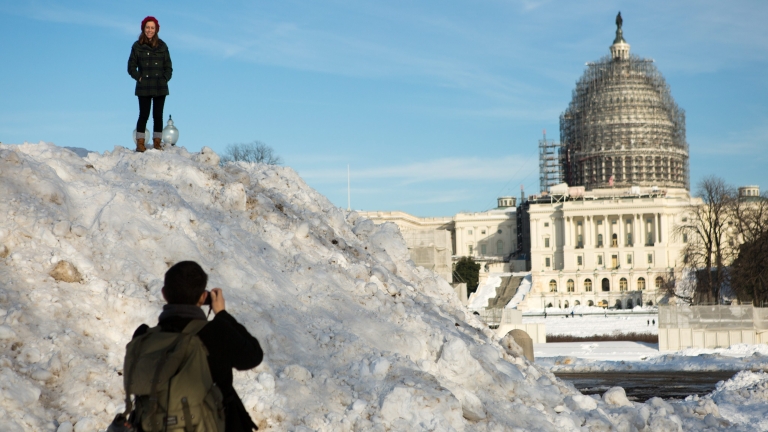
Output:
top-left (0, 142), bottom-right (766, 431)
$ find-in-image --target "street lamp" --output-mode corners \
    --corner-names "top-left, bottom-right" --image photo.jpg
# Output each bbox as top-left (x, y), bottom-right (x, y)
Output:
top-left (162, 115), bottom-right (179, 146)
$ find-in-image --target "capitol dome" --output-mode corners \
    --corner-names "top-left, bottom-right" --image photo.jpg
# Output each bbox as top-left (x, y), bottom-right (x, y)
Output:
top-left (559, 13), bottom-right (689, 191)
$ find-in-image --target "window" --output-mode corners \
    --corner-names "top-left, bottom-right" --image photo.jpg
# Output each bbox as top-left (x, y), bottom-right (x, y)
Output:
top-left (612, 220), bottom-right (617, 225)
top-left (480, 244), bottom-right (487, 255)
top-left (597, 220), bottom-right (603, 225)
top-left (481, 230), bottom-right (486, 235)
top-left (545, 257), bottom-right (551, 267)
top-left (611, 234), bottom-right (618, 247)
top-left (619, 278), bottom-right (628, 291)
top-left (468, 245), bottom-right (473, 255)
top-left (577, 255), bottom-right (583, 266)
top-left (597, 255), bottom-right (603, 266)
top-left (496, 240), bottom-right (504, 255)
top-left (544, 222), bottom-right (549, 227)
top-left (497, 229), bottom-right (502, 234)
top-left (638, 277), bottom-right (646, 290)
top-left (602, 278), bottom-right (610, 291)
top-left (544, 237), bottom-right (550, 248)
top-left (584, 279), bottom-right (593, 292)
top-left (468, 229), bottom-right (473, 235)
top-left (549, 280), bottom-right (557, 292)
top-left (682, 233), bottom-right (688, 243)
top-left (567, 279), bottom-right (574, 292)
top-left (682, 217), bottom-right (688, 222)
top-left (598, 234), bottom-right (604, 247)
top-left (647, 253), bottom-right (653, 264)
top-left (626, 233), bottom-right (632, 246)
top-left (626, 254), bottom-right (632, 265)
top-left (577, 234), bottom-right (583, 248)
top-left (655, 276), bottom-right (664, 289)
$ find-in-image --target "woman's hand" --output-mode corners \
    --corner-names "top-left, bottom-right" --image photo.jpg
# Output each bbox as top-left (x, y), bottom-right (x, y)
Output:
top-left (209, 288), bottom-right (226, 314)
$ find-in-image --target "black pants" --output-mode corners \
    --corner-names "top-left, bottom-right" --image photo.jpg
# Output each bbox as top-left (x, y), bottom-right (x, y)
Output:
top-left (136, 95), bottom-right (166, 134)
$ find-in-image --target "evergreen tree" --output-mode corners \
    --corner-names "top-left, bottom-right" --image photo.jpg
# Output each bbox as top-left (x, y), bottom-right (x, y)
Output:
top-left (454, 257), bottom-right (481, 294)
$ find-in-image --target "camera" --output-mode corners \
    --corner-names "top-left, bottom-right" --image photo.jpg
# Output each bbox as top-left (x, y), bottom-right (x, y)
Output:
top-left (203, 290), bottom-right (212, 306)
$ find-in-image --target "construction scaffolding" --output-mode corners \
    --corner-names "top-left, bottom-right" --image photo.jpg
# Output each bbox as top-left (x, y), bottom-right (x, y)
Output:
top-left (559, 21), bottom-right (689, 191)
top-left (538, 131), bottom-right (563, 193)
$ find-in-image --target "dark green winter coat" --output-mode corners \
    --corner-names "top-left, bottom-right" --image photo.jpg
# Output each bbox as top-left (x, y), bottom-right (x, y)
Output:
top-left (127, 39), bottom-right (173, 97)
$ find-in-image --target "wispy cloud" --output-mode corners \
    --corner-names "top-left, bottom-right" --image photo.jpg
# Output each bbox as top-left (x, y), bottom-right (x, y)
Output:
top-left (299, 155), bottom-right (538, 185)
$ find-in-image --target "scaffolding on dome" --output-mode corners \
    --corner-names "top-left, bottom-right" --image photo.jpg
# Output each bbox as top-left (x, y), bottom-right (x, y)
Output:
top-left (560, 54), bottom-right (689, 191)
top-left (538, 131), bottom-right (563, 193)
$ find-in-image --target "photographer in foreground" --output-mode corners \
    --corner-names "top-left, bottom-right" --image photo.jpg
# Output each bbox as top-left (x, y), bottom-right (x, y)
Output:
top-left (115, 261), bottom-right (262, 431)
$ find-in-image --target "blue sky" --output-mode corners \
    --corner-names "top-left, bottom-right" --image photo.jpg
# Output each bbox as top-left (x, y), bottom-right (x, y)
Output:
top-left (2, 1), bottom-right (767, 217)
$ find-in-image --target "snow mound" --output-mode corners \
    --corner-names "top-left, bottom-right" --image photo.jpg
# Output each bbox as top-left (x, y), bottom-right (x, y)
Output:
top-left (0, 142), bottom-right (752, 431)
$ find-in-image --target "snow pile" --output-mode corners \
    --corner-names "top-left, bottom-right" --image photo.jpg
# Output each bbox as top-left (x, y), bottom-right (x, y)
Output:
top-left (0, 142), bottom-right (756, 431)
top-left (467, 274), bottom-right (506, 311)
top-left (467, 272), bottom-right (531, 311)
top-left (505, 274), bottom-right (531, 309)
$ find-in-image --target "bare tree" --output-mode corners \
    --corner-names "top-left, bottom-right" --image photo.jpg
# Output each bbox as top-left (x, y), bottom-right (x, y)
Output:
top-left (728, 190), bottom-right (768, 305)
top-left (731, 231), bottom-right (768, 305)
top-left (731, 190), bottom-right (768, 244)
top-left (674, 176), bottom-right (735, 304)
top-left (220, 141), bottom-right (283, 165)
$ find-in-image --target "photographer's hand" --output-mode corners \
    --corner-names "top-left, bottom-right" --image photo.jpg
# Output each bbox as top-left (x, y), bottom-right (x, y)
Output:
top-left (210, 288), bottom-right (226, 314)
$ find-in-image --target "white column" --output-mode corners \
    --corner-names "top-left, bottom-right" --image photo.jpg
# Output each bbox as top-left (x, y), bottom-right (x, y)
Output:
top-left (531, 219), bottom-right (538, 249)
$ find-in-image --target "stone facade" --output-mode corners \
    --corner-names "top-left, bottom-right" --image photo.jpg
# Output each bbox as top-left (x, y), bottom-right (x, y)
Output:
top-left (518, 186), bottom-right (701, 311)
top-left (360, 197), bottom-right (518, 283)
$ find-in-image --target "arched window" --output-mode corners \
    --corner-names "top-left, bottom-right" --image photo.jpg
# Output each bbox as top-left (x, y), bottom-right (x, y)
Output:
top-left (614, 299), bottom-right (623, 309)
top-left (564, 300), bottom-right (569, 308)
top-left (627, 299), bottom-right (634, 309)
top-left (584, 279), bottom-right (593, 292)
top-left (546, 302), bottom-right (553, 308)
top-left (619, 278), bottom-right (628, 291)
top-left (611, 233), bottom-right (618, 247)
top-left (602, 278), bottom-right (610, 292)
top-left (549, 280), bottom-right (557, 292)
top-left (655, 276), bottom-right (664, 289)
top-left (575, 300), bottom-right (581, 306)
top-left (637, 277), bottom-right (646, 290)
top-left (588, 300), bottom-right (594, 306)
top-left (567, 279), bottom-right (575, 292)
top-left (496, 240), bottom-right (504, 255)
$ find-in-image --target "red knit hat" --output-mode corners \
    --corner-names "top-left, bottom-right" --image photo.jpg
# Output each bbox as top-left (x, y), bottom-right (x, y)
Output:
top-left (141, 16), bottom-right (160, 32)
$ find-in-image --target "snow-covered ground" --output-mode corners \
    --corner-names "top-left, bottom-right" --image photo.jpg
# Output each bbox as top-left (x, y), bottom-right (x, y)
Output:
top-left (536, 341), bottom-right (660, 362)
top-left (523, 311), bottom-right (658, 337)
top-left (538, 343), bottom-right (768, 373)
top-left (2, 142), bottom-right (768, 431)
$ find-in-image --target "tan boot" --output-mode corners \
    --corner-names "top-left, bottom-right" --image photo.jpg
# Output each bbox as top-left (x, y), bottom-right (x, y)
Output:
top-left (153, 138), bottom-right (162, 150)
top-left (136, 138), bottom-right (146, 152)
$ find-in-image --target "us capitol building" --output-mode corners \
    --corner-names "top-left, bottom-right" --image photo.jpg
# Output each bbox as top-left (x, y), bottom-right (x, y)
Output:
top-left (519, 13), bottom-right (699, 310)
top-left (361, 14), bottom-right (757, 312)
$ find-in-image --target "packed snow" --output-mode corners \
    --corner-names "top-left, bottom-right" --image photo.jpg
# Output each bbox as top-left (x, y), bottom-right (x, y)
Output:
top-left (1, 141), bottom-right (767, 431)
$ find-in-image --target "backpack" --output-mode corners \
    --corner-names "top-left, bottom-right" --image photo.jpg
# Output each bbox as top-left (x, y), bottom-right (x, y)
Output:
top-left (120, 320), bottom-right (225, 432)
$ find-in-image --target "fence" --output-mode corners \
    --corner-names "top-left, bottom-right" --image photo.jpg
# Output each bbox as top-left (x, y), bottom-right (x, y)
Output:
top-left (658, 305), bottom-right (768, 350)
top-left (475, 309), bottom-right (522, 327)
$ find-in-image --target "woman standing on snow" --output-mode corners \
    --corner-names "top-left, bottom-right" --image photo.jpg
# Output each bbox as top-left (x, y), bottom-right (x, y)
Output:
top-left (128, 16), bottom-right (173, 152)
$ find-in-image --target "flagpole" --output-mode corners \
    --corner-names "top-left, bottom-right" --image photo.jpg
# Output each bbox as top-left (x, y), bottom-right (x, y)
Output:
top-left (347, 164), bottom-right (351, 211)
